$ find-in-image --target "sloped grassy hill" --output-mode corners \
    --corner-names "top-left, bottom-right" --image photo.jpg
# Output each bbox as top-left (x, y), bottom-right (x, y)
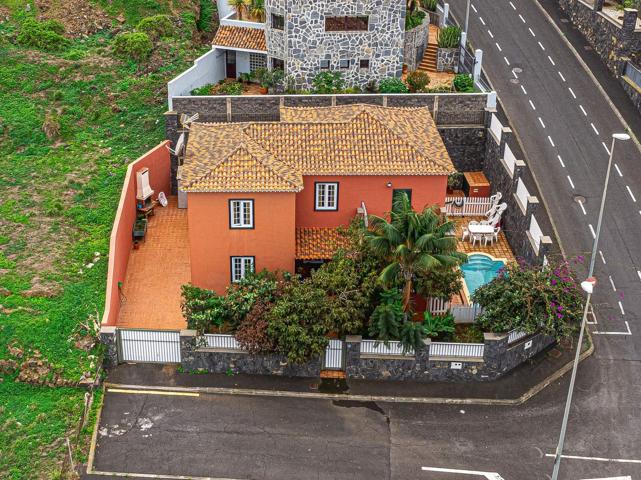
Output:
top-left (0, 1), bottom-right (215, 477)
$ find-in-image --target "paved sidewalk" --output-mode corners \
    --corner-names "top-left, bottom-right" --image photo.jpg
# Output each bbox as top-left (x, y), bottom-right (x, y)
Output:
top-left (106, 336), bottom-right (591, 403)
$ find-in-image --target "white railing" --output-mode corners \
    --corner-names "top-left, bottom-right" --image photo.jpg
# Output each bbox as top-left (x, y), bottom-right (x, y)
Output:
top-left (445, 196), bottom-right (493, 216)
top-left (507, 329), bottom-right (528, 344)
top-left (503, 143), bottom-right (516, 176)
top-left (361, 340), bottom-right (413, 356)
top-left (427, 297), bottom-right (451, 315)
top-left (451, 304), bottom-right (483, 323)
top-left (490, 113), bottom-right (503, 142)
top-left (203, 334), bottom-right (244, 351)
top-left (528, 214), bottom-right (543, 253)
top-left (516, 177), bottom-right (529, 210)
top-left (430, 342), bottom-right (485, 359)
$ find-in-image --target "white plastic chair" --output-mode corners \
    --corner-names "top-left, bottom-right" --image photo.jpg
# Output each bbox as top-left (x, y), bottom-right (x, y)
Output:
top-left (461, 226), bottom-right (470, 242)
top-left (492, 226), bottom-right (501, 244)
top-left (471, 233), bottom-right (483, 246)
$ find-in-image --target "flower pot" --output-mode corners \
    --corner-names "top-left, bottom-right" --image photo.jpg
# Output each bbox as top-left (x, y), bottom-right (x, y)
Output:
top-left (259, 86), bottom-right (268, 94)
top-left (402, 64), bottom-right (408, 74)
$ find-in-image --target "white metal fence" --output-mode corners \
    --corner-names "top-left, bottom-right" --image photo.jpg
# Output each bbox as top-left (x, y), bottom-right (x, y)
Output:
top-left (203, 334), bottom-right (243, 351)
top-left (324, 339), bottom-right (344, 369)
top-left (451, 304), bottom-right (483, 323)
top-left (430, 342), bottom-right (485, 359)
top-left (427, 297), bottom-right (451, 315)
top-left (507, 329), bottom-right (528, 344)
top-left (445, 196), bottom-right (493, 216)
top-left (625, 62), bottom-right (641, 88)
top-left (118, 329), bottom-right (181, 363)
top-left (361, 340), bottom-right (413, 356)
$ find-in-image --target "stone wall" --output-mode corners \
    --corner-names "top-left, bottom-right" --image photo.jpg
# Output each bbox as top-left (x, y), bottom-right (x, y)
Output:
top-left (404, 14), bottom-right (429, 71)
top-left (438, 126), bottom-right (486, 172)
top-left (557, 0), bottom-right (640, 76)
top-left (99, 327), bottom-right (119, 370)
top-left (437, 47), bottom-right (459, 73)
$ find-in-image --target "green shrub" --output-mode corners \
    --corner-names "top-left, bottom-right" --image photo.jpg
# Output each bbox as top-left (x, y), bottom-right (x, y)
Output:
top-left (378, 77), bottom-right (409, 94)
top-left (406, 70), bottom-right (430, 93)
top-left (197, 0), bottom-right (216, 32)
top-left (422, 311), bottom-right (455, 339)
top-left (437, 25), bottom-right (461, 48)
top-left (405, 9), bottom-right (426, 30)
top-left (422, 0), bottom-right (438, 12)
top-left (191, 83), bottom-right (215, 95)
top-left (137, 15), bottom-right (174, 40)
top-left (181, 284), bottom-right (226, 333)
top-left (113, 32), bottom-right (153, 61)
top-left (312, 71), bottom-right (345, 94)
top-left (219, 81), bottom-right (243, 95)
top-left (369, 290), bottom-right (403, 343)
top-left (453, 73), bottom-right (474, 92)
top-left (17, 19), bottom-right (68, 51)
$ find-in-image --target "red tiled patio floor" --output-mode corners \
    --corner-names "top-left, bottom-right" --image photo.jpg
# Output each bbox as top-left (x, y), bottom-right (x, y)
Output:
top-left (117, 196), bottom-right (190, 330)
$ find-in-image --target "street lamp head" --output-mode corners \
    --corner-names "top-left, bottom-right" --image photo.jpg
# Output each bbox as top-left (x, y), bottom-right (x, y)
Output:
top-left (612, 133), bottom-right (631, 141)
top-left (581, 277), bottom-right (597, 294)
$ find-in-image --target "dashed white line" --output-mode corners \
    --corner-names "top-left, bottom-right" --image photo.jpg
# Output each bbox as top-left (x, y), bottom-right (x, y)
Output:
top-left (609, 275), bottom-right (617, 291)
top-left (529, 99), bottom-right (536, 110)
top-left (548, 55), bottom-right (555, 66)
top-left (529, 27), bottom-right (536, 37)
top-left (637, 270), bottom-right (641, 281)
top-left (504, 56), bottom-right (510, 66)
top-left (568, 87), bottom-right (576, 99)
top-left (588, 224), bottom-right (596, 238)
top-left (519, 14), bottom-right (526, 23)
top-left (471, 4), bottom-right (478, 13)
top-left (567, 175), bottom-right (575, 189)
top-left (615, 163), bottom-right (623, 177)
top-left (538, 116), bottom-right (545, 128)
top-left (599, 250), bottom-right (606, 264)
top-left (578, 200), bottom-right (587, 215)
top-left (548, 135), bottom-right (555, 147)
top-left (509, 1), bottom-right (516, 9)
top-left (496, 42), bottom-right (502, 52)
top-left (488, 29), bottom-right (494, 38)
top-left (590, 123), bottom-right (599, 135)
top-left (619, 301), bottom-right (625, 315)
top-left (538, 41), bottom-right (545, 51)
top-left (558, 71), bottom-right (566, 82)
top-left (579, 105), bottom-right (587, 116)
top-left (626, 185), bottom-right (637, 202)
top-left (521, 85), bottom-right (527, 95)
top-left (512, 69), bottom-right (519, 79)
top-left (479, 16), bottom-right (486, 26)
top-left (602, 141), bottom-right (611, 155)
top-left (557, 155), bottom-right (565, 167)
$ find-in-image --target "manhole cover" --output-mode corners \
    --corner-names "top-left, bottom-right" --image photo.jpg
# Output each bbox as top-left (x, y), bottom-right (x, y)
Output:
top-left (573, 194), bottom-right (586, 204)
top-left (509, 78), bottom-right (520, 84)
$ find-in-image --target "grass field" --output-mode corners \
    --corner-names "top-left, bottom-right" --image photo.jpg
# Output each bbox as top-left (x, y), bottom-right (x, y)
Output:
top-left (0, 0), bottom-right (212, 476)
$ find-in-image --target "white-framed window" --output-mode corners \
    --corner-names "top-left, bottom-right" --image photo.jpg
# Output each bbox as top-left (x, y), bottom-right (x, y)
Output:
top-left (231, 256), bottom-right (254, 282)
top-left (315, 182), bottom-right (339, 210)
top-left (229, 199), bottom-right (254, 228)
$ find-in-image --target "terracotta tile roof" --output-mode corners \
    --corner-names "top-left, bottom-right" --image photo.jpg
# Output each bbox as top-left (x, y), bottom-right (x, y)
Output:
top-left (296, 227), bottom-right (350, 260)
top-left (181, 104), bottom-right (455, 193)
top-left (212, 25), bottom-right (266, 52)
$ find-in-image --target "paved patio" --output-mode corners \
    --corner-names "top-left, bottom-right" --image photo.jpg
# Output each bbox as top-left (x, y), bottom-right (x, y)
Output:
top-left (450, 216), bottom-right (516, 262)
top-left (117, 196), bottom-right (189, 330)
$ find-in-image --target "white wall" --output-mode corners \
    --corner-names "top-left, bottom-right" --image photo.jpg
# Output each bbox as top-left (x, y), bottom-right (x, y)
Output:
top-left (217, 0), bottom-right (234, 21)
top-left (167, 48), bottom-right (226, 109)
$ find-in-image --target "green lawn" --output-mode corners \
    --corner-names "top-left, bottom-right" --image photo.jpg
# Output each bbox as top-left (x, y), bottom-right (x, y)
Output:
top-left (0, 0), bottom-right (212, 476)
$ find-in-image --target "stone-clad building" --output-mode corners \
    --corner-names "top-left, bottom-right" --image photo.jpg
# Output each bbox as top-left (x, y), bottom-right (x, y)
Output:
top-left (213, 0), bottom-right (411, 89)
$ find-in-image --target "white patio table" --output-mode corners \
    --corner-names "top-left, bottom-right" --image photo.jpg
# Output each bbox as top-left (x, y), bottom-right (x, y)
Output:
top-left (468, 224), bottom-right (494, 235)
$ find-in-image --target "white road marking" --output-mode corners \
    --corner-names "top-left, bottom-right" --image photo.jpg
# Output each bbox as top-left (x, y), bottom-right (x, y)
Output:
top-left (519, 14), bottom-right (526, 23)
top-left (626, 185), bottom-right (637, 202)
top-left (544, 453), bottom-right (641, 464)
top-left (422, 467), bottom-right (505, 480)
top-left (479, 16), bottom-right (486, 25)
top-left (107, 388), bottom-right (199, 397)
top-left (472, 4), bottom-right (478, 13)
top-left (538, 116), bottom-right (545, 128)
top-left (557, 155), bottom-right (565, 167)
top-left (568, 87), bottom-right (576, 99)
top-left (588, 223), bottom-right (596, 238)
top-left (504, 56), bottom-right (510, 66)
top-left (512, 69), bottom-right (519, 79)
top-left (613, 163), bottom-right (622, 177)
top-left (509, 1), bottom-right (516, 9)
top-left (609, 275), bottom-right (616, 291)
top-left (581, 476), bottom-right (631, 480)
top-left (567, 175), bottom-right (575, 189)
top-left (558, 71), bottom-right (566, 82)
top-left (592, 321), bottom-right (632, 335)
top-left (618, 301), bottom-right (625, 315)
top-left (538, 41), bottom-right (545, 50)
top-left (637, 270), bottom-right (641, 281)
top-left (590, 123), bottom-right (599, 135)
top-left (548, 55), bottom-right (555, 65)
top-left (521, 85), bottom-right (527, 95)
top-left (496, 42), bottom-right (502, 52)
top-left (529, 27), bottom-right (536, 36)
top-left (578, 201), bottom-right (586, 215)
top-left (579, 105), bottom-right (587, 116)
top-left (602, 141), bottom-right (611, 155)
top-left (548, 135), bottom-right (555, 147)
top-left (488, 29), bottom-right (494, 38)
top-left (529, 99), bottom-right (536, 110)
top-left (599, 250), bottom-right (606, 264)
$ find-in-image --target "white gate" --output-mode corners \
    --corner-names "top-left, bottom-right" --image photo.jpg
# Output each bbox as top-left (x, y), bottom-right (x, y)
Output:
top-left (118, 329), bottom-right (181, 363)
top-left (323, 339), bottom-right (344, 370)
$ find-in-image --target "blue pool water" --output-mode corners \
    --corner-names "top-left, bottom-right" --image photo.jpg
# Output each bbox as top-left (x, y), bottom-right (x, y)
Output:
top-left (460, 254), bottom-right (505, 296)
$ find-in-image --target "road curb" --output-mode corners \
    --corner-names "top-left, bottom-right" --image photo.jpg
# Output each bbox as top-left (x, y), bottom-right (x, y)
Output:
top-left (103, 338), bottom-right (594, 407)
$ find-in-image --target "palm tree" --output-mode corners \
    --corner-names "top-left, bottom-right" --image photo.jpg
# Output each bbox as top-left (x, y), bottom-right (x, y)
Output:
top-left (249, 0), bottom-right (265, 22)
top-left (228, 0), bottom-right (249, 20)
top-left (366, 192), bottom-right (466, 314)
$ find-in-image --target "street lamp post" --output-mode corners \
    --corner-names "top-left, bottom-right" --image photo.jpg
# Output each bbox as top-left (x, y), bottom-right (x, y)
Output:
top-left (464, 0), bottom-right (471, 38)
top-left (550, 133), bottom-right (631, 480)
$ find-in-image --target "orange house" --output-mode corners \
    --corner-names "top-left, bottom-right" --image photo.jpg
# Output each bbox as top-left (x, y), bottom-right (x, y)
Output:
top-left (181, 104), bottom-right (455, 293)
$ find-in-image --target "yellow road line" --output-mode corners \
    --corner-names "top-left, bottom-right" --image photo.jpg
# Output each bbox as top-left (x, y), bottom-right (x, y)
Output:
top-left (107, 388), bottom-right (199, 397)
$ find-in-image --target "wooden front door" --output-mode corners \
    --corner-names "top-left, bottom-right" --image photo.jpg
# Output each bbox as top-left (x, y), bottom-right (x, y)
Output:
top-left (226, 50), bottom-right (236, 78)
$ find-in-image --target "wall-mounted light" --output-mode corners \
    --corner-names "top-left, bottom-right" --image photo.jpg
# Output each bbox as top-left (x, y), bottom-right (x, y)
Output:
top-left (386, 182), bottom-right (392, 188)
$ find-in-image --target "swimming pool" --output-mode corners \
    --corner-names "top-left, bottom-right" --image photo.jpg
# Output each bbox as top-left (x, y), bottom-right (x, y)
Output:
top-left (460, 253), bottom-right (506, 298)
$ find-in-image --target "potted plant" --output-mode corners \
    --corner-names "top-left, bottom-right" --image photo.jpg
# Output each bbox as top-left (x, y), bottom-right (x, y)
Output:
top-left (254, 67), bottom-right (269, 94)
top-left (133, 216), bottom-right (148, 242)
top-left (238, 71), bottom-right (253, 84)
top-left (447, 172), bottom-right (464, 194)
top-left (436, 25), bottom-right (461, 73)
